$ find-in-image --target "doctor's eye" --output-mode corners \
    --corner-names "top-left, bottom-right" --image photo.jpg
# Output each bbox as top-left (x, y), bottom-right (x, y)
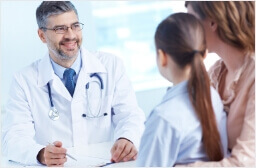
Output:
top-left (72, 24), bottom-right (80, 28)
top-left (54, 26), bottom-right (67, 33)
top-left (71, 23), bottom-right (84, 31)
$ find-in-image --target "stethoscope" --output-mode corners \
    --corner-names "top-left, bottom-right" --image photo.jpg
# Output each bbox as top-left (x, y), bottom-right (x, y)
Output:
top-left (47, 73), bottom-right (107, 121)
top-left (82, 73), bottom-right (107, 118)
top-left (47, 82), bottom-right (59, 121)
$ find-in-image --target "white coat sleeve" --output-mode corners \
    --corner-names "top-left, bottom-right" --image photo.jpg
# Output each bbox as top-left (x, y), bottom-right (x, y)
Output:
top-left (136, 112), bottom-right (182, 167)
top-left (111, 58), bottom-right (145, 149)
top-left (2, 73), bottom-right (45, 165)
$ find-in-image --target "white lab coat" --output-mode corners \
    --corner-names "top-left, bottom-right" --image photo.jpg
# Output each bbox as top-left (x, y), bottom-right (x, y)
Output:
top-left (2, 48), bottom-right (145, 165)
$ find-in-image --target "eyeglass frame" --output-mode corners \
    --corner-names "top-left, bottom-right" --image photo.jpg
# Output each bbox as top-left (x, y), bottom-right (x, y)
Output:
top-left (40, 22), bottom-right (84, 34)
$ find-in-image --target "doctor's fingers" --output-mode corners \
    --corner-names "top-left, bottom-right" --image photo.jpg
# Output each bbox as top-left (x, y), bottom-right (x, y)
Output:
top-left (47, 152), bottom-right (67, 159)
top-left (44, 158), bottom-right (67, 167)
top-left (53, 141), bottom-right (63, 147)
top-left (115, 144), bottom-right (131, 162)
top-left (113, 142), bottom-right (134, 162)
top-left (122, 147), bottom-right (137, 162)
top-left (118, 144), bottom-right (137, 162)
top-left (46, 144), bottom-right (67, 154)
top-left (132, 153), bottom-right (137, 160)
top-left (111, 142), bottom-right (125, 162)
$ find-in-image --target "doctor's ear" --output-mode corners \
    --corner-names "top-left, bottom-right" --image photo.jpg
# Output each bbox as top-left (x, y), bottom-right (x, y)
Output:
top-left (38, 29), bottom-right (47, 43)
top-left (157, 49), bottom-right (168, 67)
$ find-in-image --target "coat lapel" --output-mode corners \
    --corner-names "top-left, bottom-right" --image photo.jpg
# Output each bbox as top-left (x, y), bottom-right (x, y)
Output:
top-left (37, 53), bottom-right (72, 101)
top-left (73, 48), bottom-right (107, 101)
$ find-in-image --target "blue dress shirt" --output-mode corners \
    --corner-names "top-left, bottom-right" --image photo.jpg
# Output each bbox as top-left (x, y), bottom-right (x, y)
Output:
top-left (136, 80), bottom-right (228, 167)
top-left (50, 51), bottom-right (82, 85)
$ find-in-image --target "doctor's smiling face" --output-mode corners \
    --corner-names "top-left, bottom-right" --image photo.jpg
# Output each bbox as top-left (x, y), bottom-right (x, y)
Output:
top-left (38, 10), bottom-right (83, 66)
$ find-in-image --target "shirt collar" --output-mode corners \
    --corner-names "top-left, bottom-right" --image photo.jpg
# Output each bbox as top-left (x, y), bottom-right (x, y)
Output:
top-left (38, 48), bottom-right (107, 87)
top-left (162, 80), bottom-right (188, 103)
top-left (50, 51), bottom-right (82, 79)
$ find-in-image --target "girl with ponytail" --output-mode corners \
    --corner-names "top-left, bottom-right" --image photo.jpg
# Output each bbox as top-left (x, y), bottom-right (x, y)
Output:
top-left (136, 13), bottom-right (228, 167)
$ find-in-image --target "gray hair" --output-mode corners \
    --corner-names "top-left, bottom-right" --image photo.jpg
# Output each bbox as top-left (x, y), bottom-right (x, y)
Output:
top-left (36, 1), bottom-right (78, 29)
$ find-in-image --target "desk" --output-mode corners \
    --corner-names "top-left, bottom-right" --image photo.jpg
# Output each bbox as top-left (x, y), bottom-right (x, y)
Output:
top-left (1, 142), bottom-right (136, 167)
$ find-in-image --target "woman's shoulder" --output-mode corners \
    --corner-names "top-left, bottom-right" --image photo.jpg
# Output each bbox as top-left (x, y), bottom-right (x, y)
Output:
top-left (237, 53), bottom-right (255, 95)
top-left (242, 53), bottom-right (255, 79)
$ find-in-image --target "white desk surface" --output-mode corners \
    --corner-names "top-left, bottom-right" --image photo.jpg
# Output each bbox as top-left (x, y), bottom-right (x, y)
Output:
top-left (1, 142), bottom-right (136, 167)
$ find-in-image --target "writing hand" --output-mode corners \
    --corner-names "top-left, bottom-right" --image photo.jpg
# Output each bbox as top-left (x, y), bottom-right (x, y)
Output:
top-left (37, 141), bottom-right (67, 167)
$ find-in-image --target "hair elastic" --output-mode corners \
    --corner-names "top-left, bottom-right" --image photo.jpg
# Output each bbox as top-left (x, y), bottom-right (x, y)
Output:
top-left (192, 50), bottom-right (201, 56)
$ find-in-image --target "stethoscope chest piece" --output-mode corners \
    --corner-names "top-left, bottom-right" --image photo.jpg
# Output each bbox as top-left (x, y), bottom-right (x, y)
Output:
top-left (49, 107), bottom-right (59, 121)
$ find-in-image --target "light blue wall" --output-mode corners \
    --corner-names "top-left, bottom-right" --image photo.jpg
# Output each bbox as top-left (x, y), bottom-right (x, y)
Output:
top-left (0, 1), bottom-right (167, 115)
top-left (136, 87), bottom-right (167, 117)
top-left (1, 1), bottom-right (43, 109)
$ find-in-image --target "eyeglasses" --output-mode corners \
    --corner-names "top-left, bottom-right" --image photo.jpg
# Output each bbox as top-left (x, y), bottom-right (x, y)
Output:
top-left (41, 22), bottom-right (84, 34)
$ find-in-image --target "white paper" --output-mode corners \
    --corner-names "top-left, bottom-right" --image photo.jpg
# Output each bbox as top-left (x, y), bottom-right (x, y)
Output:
top-left (65, 156), bottom-right (110, 167)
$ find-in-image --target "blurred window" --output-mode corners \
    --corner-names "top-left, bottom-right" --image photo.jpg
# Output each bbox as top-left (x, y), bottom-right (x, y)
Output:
top-left (91, 1), bottom-right (219, 90)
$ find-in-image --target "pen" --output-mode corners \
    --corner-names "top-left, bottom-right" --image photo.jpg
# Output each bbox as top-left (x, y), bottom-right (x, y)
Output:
top-left (47, 142), bottom-right (77, 161)
top-left (98, 162), bottom-right (115, 167)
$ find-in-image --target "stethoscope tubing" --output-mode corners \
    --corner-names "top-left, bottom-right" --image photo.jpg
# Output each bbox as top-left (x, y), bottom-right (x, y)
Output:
top-left (47, 73), bottom-right (105, 120)
top-left (87, 73), bottom-right (104, 89)
top-left (85, 73), bottom-right (104, 118)
top-left (47, 83), bottom-right (54, 107)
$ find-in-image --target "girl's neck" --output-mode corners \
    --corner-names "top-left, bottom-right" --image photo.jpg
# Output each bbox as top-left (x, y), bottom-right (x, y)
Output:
top-left (171, 66), bottom-right (191, 86)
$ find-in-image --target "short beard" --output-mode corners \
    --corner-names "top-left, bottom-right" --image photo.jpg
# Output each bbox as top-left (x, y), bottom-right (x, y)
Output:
top-left (48, 39), bottom-right (81, 61)
top-left (50, 46), bottom-right (80, 61)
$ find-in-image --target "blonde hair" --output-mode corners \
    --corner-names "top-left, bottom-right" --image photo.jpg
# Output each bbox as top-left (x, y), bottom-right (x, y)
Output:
top-left (185, 1), bottom-right (255, 53)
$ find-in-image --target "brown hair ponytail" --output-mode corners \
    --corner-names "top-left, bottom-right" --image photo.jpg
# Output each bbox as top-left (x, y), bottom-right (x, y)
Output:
top-left (155, 13), bottom-right (223, 161)
top-left (188, 52), bottom-right (223, 161)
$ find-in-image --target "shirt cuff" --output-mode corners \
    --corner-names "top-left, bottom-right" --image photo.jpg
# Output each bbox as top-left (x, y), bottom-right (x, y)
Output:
top-left (26, 144), bottom-right (45, 166)
top-left (114, 132), bottom-right (141, 150)
top-left (117, 137), bottom-right (133, 144)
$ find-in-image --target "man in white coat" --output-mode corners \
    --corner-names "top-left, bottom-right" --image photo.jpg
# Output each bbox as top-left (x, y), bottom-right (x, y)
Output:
top-left (2, 1), bottom-right (145, 167)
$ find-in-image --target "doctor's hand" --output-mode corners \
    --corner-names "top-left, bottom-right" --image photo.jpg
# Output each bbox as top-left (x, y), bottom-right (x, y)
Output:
top-left (110, 138), bottom-right (137, 163)
top-left (37, 141), bottom-right (67, 167)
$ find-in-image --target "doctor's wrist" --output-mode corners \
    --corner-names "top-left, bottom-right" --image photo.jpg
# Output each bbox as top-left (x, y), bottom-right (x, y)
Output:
top-left (37, 148), bottom-right (46, 165)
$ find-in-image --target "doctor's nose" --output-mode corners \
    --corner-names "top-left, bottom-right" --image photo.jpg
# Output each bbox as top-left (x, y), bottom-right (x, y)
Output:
top-left (64, 27), bottom-right (77, 39)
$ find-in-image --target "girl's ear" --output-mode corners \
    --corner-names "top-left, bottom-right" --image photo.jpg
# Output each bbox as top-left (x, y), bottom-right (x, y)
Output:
top-left (38, 29), bottom-right (47, 43)
top-left (157, 49), bottom-right (168, 67)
